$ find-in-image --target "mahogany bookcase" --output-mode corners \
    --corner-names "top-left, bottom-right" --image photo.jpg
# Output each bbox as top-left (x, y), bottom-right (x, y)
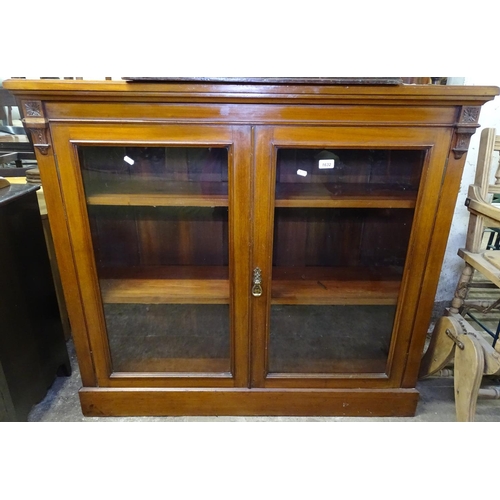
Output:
top-left (4, 78), bottom-right (498, 417)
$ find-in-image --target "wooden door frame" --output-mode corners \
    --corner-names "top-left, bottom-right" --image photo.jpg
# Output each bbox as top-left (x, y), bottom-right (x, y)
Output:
top-left (50, 122), bottom-right (252, 388)
top-left (251, 125), bottom-right (454, 389)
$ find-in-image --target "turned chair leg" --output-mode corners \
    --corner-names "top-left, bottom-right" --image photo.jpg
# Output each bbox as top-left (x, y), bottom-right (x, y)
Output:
top-left (449, 264), bottom-right (474, 315)
top-left (454, 333), bottom-right (485, 422)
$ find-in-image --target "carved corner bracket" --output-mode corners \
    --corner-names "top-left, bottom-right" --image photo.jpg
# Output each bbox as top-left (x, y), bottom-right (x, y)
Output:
top-left (452, 106), bottom-right (481, 160)
top-left (21, 100), bottom-right (51, 155)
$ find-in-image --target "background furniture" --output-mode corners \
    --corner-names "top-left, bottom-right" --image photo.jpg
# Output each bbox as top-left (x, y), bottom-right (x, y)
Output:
top-left (6, 175), bottom-right (72, 341)
top-left (0, 86), bottom-right (37, 174)
top-left (4, 78), bottom-right (498, 417)
top-left (0, 183), bottom-right (70, 421)
top-left (420, 128), bottom-right (500, 421)
top-left (0, 87), bottom-right (19, 130)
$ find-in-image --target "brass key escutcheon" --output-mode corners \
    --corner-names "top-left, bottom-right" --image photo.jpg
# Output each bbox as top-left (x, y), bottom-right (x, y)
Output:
top-left (252, 267), bottom-right (263, 297)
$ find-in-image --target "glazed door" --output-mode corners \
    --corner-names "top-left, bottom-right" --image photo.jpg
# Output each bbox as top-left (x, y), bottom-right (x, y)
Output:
top-left (52, 124), bottom-right (251, 388)
top-left (251, 126), bottom-right (453, 388)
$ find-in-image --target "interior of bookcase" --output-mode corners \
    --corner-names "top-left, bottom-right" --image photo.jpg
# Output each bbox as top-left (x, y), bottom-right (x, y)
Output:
top-left (78, 145), bottom-right (424, 307)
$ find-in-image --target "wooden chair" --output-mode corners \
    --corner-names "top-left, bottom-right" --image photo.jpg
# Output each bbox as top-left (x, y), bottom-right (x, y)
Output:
top-left (419, 127), bottom-right (500, 421)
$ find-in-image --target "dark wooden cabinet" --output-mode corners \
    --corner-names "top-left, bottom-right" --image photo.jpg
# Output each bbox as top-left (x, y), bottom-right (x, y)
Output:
top-left (0, 184), bottom-right (70, 421)
top-left (4, 78), bottom-right (498, 417)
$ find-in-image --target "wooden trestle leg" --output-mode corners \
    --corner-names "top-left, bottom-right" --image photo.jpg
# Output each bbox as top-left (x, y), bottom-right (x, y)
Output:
top-left (421, 309), bottom-right (500, 421)
top-left (454, 333), bottom-right (484, 422)
top-left (419, 316), bottom-right (461, 378)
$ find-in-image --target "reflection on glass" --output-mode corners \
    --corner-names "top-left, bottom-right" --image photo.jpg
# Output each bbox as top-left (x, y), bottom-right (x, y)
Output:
top-left (269, 148), bottom-right (425, 374)
top-left (270, 305), bottom-right (396, 373)
top-left (79, 146), bottom-right (231, 373)
top-left (276, 149), bottom-right (422, 191)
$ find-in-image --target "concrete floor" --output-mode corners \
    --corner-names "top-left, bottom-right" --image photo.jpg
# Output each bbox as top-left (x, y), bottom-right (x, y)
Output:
top-left (27, 339), bottom-right (500, 422)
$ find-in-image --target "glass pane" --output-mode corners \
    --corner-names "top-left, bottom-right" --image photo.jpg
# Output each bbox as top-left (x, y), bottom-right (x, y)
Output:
top-left (79, 146), bottom-right (231, 373)
top-left (269, 148), bottom-right (425, 374)
top-left (270, 305), bottom-right (396, 373)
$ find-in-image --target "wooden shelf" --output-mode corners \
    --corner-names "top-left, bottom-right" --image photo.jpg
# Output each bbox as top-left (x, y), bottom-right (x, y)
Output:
top-left (85, 179), bottom-right (228, 207)
top-left (98, 266), bottom-right (401, 305)
top-left (84, 179), bottom-right (416, 209)
top-left (275, 183), bottom-right (417, 208)
top-left (99, 266), bottom-right (230, 304)
top-left (100, 278), bottom-right (230, 304)
top-left (271, 266), bottom-right (401, 305)
top-left (268, 358), bottom-right (387, 375)
top-left (112, 358), bottom-right (231, 374)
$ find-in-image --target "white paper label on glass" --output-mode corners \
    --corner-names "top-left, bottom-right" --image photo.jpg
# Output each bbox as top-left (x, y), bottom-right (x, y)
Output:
top-left (297, 169), bottom-right (308, 177)
top-left (319, 159), bottom-right (335, 169)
